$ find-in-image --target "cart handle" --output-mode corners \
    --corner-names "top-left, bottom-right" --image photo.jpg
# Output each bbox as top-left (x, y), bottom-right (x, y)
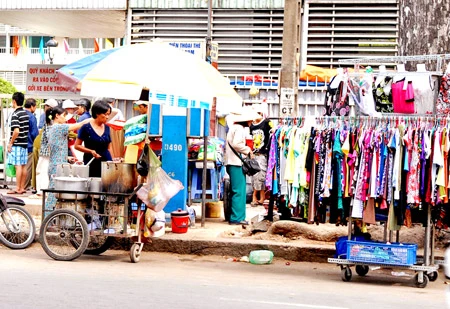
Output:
top-left (129, 184), bottom-right (144, 199)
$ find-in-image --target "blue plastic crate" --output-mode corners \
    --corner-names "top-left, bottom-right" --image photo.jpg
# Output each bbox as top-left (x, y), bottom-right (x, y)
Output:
top-left (347, 240), bottom-right (417, 266)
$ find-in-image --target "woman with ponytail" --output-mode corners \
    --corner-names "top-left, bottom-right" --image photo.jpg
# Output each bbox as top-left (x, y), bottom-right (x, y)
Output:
top-left (44, 106), bottom-right (90, 213)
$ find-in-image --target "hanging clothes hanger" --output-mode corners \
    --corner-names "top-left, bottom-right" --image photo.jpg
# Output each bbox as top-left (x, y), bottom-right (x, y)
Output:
top-left (375, 65), bottom-right (387, 87)
top-left (393, 63), bottom-right (407, 83)
top-left (446, 62), bottom-right (450, 75)
top-left (416, 63), bottom-right (427, 72)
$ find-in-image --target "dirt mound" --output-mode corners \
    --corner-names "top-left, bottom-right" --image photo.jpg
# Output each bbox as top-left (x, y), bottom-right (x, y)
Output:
top-left (221, 220), bottom-right (435, 249)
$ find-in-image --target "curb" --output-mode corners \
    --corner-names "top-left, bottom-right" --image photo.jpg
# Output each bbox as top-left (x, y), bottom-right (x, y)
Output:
top-left (110, 237), bottom-right (336, 263)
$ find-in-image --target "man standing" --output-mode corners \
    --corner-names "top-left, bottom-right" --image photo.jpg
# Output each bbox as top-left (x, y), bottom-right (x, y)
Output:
top-left (24, 98), bottom-right (39, 192)
top-left (105, 97), bottom-right (124, 122)
top-left (135, 100), bottom-right (148, 115)
top-left (7, 92), bottom-right (29, 194)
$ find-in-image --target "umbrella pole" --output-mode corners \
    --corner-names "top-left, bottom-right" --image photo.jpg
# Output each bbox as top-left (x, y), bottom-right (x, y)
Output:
top-left (202, 0), bottom-right (212, 228)
top-left (201, 133), bottom-right (207, 227)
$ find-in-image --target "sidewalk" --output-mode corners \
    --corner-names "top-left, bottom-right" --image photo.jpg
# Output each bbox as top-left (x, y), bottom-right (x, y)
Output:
top-left (1, 187), bottom-right (443, 263)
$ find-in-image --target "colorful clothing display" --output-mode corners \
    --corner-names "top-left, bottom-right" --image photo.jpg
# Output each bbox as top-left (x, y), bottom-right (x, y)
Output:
top-left (266, 118), bottom-right (450, 230)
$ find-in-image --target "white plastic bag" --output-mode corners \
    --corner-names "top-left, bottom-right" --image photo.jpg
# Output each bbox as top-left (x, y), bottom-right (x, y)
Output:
top-left (137, 167), bottom-right (184, 212)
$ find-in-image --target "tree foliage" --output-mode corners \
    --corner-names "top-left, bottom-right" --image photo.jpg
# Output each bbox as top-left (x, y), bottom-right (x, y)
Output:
top-left (0, 78), bottom-right (17, 95)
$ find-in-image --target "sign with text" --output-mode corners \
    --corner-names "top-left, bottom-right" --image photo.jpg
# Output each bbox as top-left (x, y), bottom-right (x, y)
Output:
top-left (26, 64), bottom-right (79, 99)
top-left (167, 40), bottom-right (206, 59)
top-left (280, 87), bottom-right (296, 117)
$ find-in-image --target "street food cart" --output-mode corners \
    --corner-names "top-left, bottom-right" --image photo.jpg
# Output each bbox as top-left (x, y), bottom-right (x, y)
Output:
top-left (39, 162), bottom-right (149, 263)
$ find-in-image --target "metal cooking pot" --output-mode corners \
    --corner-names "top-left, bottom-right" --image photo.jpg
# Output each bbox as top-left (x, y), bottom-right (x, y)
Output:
top-left (89, 177), bottom-right (103, 199)
top-left (101, 161), bottom-right (137, 193)
top-left (56, 164), bottom-right (71, 177)
top-left (53, 176), bottom-right (90, 200)
top-left (56, 163), bottom-right (90, 178)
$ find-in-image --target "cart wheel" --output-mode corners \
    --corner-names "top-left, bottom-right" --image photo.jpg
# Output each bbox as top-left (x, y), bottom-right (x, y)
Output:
top-left (414, 273), bottom-right (429, 288)
top-left (130, 243), bottom-right (141, 263)
top-left (39, 209), bottom-right (89, 261)
top-left (427, 271), bottom-right (438, 282)
top-left (341, 267), bottom-right (352, 282)
top-left (355, 265), bottom-right (369, 277)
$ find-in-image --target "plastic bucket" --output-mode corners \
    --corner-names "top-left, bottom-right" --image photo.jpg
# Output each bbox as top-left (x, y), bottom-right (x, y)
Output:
top-left (171, 209), bottom-right (189, 233)
top-left (206, 202), bottom-right (222, 218)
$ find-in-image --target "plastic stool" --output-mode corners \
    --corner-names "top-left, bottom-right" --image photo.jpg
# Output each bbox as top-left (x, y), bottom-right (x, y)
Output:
top-left (190, 164), bottom-right (218, 200)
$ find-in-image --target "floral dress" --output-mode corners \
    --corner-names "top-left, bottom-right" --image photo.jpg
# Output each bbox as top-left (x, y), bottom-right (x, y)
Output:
top-left (436, 73), bottom-right (450, 116)
top-left (45, 124), bottom-right (70, 212)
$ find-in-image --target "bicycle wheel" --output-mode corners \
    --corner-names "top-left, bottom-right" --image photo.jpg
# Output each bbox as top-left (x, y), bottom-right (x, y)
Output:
top-left (39, 209), bottom-right (89, 261)
top-left (0, 206), bottom-right (36, 249)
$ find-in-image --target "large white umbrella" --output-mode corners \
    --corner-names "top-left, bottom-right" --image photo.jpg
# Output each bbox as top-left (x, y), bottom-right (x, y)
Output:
top-left (79, 41), bottom-right (241, 108)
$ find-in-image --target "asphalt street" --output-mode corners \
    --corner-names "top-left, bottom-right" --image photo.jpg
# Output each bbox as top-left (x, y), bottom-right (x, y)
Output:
top-left (0, 244), bottom-right (448, 309)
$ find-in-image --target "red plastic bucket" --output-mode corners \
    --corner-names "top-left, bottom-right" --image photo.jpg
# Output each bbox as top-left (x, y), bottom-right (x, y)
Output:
top-left (171, 209), bottom-right (189, 233)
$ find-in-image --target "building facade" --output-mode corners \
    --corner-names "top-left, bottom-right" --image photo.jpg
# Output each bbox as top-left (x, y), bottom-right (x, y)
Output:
top-left (0, 0), bottom-right (400, 113)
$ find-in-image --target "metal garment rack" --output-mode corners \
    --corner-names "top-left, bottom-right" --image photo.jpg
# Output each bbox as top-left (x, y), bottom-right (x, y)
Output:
top-left (337, 54), bottom-right (447, 275)
top-left (321, 110), bottom-right (442, 287)
top-left (338, 53), bottom-right (450, 73)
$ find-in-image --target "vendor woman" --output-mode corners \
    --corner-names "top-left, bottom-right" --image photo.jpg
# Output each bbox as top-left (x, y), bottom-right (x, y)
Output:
top-left (74, 99), bottom-right (113, 177)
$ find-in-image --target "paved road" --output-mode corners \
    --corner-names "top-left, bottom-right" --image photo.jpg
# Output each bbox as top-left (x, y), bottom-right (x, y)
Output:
top-left (0, 244), bottom-right (448, 309)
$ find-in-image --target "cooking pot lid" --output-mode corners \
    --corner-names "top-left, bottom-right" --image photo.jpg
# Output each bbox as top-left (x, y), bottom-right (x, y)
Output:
top-left (54, 176), bottom-right (89, 181)
top-left (171, 208), bottom-right (189, 216)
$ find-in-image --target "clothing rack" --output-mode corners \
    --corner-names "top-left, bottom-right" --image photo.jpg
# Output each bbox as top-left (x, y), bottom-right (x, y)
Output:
top-left (338, 54), bottom-right (450, 73)
top-left (265, 113), bottom-right (444, 287)
top-left (304, 113), bottom-right (440, 287)
top-left (268, 114), bottom-right (449, 125)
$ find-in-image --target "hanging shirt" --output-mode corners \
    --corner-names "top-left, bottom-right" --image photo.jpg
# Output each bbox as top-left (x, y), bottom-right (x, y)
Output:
top-left (411, 74), bottom-right (435, 115)
top-left (436, 73), bottom-right (450, 116)
top-left (250, 118), bottom-right (273, 155)
top-left (392, 79), bottom-right (415, 114)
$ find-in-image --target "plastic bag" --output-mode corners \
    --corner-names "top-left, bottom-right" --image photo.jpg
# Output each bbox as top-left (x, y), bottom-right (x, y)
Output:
top-left (143, 209), bottom-right (166, 238)
top-left (123, 114), bottom-right (147, 131)
top-left (197, 143), bottom-right (216, 161)
top-left (0, 145), bottom-right (4, 163)
top-left (6, 164), bottom-right (15, 178)
top-left (125, 123), bottom-right (147, 138)
top-left (136, 144), bottom-right (150, 177)
top-left (124, 133), bottom-right (146, 146)
top-left (148, 146), bottom-right (162, 168)
top-left (136, 167), bottom-right (184, 212)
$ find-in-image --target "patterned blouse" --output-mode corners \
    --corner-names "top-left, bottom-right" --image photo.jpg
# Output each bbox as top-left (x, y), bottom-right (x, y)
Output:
top-left (39, 124), bottom-right (51, 157)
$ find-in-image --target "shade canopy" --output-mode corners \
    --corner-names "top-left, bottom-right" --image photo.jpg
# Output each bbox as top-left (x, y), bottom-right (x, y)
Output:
top-left (57, 42), bottom-right (241, 109)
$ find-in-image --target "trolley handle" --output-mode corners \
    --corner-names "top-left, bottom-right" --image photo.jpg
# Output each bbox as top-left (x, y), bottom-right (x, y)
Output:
top-left (129, 183), bottom-right (144, 199)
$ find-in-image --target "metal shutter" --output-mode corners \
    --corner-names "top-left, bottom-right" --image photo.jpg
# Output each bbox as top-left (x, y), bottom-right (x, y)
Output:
top-left (131, 2), bottom-right (399, 75)
top-left (304, 0), bottom-right (399, 69)
top-left (130, 9), bottom-right (283, 76)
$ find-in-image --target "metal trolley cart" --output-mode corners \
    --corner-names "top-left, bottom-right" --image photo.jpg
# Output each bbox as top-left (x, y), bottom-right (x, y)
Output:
top-left (328, 248), bottom-right (439, 288)
top-left (328, 210), bottom-right (439, 288)
top-left (40, 185), bottom-right (148, 263)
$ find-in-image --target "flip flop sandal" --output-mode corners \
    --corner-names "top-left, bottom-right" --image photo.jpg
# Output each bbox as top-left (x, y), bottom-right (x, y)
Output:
top-left (7, 190), bottom-right (18, 194)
